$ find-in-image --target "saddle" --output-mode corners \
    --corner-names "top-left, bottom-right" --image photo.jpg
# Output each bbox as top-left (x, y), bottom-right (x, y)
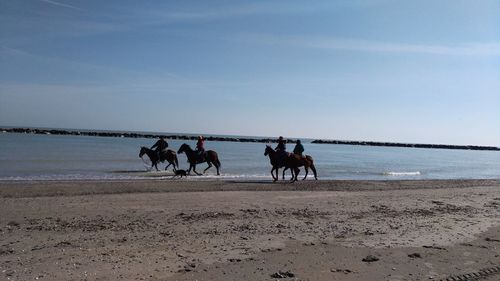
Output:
top-left (196, 151), bottom-right (207, 163)
top-left (159, 150), bottom-right (168, 162)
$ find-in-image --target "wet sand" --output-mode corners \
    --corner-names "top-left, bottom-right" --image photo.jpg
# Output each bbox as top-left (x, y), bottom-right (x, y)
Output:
top-left (1, 179), bottom-right (499, 280)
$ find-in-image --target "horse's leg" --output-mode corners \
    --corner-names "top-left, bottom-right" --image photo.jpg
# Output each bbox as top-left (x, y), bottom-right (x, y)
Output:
top-left (165, 155), bottom-right (174, 171)
top-left (203, 162), bottom-right (212, 173)
top-left (271, 167), bottom-right (277, 181)
top-left (289, 167), bottom-right (294, 181)
top-left (215, 160), bottom-right (220, 176)
top-left (290, 167), bottom-right (296, 182)
top-left (282, 167), bottom-right (287, 180)
top-left (310, 164), bottom-right (318, 180)
top-left (192, 164), bottom-right (201, 176)
top-left (302, 165), bottom-right (309, 180)
top-left (293, 168), bottom-right (300, 182)
top-left (187, 165), bottom-right (193, 175)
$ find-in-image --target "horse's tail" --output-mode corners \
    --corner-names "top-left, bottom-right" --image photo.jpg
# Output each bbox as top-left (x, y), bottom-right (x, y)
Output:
top-left (307, 156), bottom-right (318, 180)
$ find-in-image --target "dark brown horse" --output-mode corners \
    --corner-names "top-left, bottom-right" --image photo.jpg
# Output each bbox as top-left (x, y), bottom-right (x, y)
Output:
top-left (139, 147), bottom-right (179, 171)
top-left (264, 145), bottom-right (317, 182)
top-left (177, 143), bottom-right (221, 175)
top-left (264, 145), bottom-right (298, 182)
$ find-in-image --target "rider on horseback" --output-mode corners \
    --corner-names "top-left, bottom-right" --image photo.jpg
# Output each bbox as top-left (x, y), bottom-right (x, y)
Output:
top-left (151, 136), bottom-right (168, 162)
top-left (275, 136), bottom-right (286, 152)
top-left (196, 136), bottom-right (205, 162)
top-left (293, 139), bottom-right (304, 157)
top-left (275, 136), bottom-right (287, 166)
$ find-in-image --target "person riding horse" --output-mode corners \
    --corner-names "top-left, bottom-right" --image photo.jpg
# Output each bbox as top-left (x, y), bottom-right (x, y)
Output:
top-left (151, 136), bottom-right (168, 162)
top-left (275, 136), bottom-right (286, 152)
top-left (196, 136), bottom-right (205, 162)
top-left (293, 139), bottom-right (304, 157)
top-left (275, 136), bottom-right (288, 165)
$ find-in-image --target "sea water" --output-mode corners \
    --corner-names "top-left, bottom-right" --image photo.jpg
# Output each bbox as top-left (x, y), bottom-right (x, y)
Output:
top-left (1, 133), bottom-right (500, 181)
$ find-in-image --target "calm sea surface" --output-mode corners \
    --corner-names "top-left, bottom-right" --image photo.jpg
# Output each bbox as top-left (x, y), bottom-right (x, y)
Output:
top-left (1, 133), bottom-right (500, 181)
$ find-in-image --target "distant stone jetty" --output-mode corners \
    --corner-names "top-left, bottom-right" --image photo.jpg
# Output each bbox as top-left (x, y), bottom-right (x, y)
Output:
top-left (0, 127), bottom-right (294, 143)
top-left (311, 139), bottom-right (500, 151)
top-left (3, 128), bottom-right (498, 151)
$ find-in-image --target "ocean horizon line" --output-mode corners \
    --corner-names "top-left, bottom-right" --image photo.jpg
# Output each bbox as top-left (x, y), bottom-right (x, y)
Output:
top-left (1, 126), bottom-right (499, 151)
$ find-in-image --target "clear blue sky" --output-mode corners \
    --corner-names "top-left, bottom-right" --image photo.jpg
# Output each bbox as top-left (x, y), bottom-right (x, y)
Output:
top-left (1, 0), bottom-right (499, 145)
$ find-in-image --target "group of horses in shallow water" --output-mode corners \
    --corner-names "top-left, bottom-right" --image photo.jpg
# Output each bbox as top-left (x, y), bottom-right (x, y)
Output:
top-left (139, 144), bottom-right (221, 176)
top-left (139, 143), bottom-right (317, 182)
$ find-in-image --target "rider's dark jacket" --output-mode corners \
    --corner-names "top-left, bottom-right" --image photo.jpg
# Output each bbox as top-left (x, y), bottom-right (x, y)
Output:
top-left (293, 143), bottom-right (304, 156)
top-left (151, 139), bottom-right (168, 152)
top-left (276, 140), bottom-right (286, 151)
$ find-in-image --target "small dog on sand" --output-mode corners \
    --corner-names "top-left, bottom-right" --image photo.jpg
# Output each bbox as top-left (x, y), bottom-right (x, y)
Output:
top-left (172, 168), bottom-right (188, 178)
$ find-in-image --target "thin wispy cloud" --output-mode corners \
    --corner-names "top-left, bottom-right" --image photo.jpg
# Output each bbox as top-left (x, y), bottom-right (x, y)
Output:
top-left (238, 34), bottom-right (500, 56)
top-left (153, 0), bottom-right (394, 22)
top-left (38, 0), bottom-right (83, 11)
top-left (0, 46), bottom-right (227, 94)
top-left (303, 38), bottom-right (500, 56)
top-left (0, 46), bottom-right (126, 76)
top-left (140, 1), bottom-right (332, 26)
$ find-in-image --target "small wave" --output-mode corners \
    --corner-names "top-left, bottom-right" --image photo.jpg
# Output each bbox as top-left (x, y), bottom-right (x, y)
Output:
top-left (0, 172), bottom-right (274, 182)
top-left (0, 173), bottom-right (141, 181)
top-left (383, 171), bottom-right (421, 176)
top-left (182, 174), bottom-right (272, 180)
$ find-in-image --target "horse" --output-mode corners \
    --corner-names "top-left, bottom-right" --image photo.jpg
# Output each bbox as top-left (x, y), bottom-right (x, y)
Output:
top-left (264, 145), bottom-right (298, 182)
top-left (177, 143), bottom-right (221, 176)
top-left (283, 153), bottom-right (318, 181)
top-left (139, 147), bottom-right (179, 171)
top-left (264, 145), bottom-right (318, 182)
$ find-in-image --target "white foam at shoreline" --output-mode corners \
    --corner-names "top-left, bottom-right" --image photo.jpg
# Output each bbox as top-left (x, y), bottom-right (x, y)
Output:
top-left (383, 171), bottom-right (421, 176)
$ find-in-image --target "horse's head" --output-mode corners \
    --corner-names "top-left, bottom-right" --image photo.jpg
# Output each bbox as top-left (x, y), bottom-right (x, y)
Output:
top-left (177, 143), bottom-right (189, 154)
top-left (139, 146), bottom-right (147, 158)
top-left (264, 145), bottom-right (273, 156)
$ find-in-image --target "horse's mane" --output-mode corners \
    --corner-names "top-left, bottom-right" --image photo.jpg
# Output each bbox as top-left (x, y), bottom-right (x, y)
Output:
top-left (181, 143), bottom-right (192, 149)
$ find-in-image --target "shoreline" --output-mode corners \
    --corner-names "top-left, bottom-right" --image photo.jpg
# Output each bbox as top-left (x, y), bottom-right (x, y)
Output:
top-left (1, 180), bottom-right (499, 280)
top-left (1, 179), bottom-right (500, 198)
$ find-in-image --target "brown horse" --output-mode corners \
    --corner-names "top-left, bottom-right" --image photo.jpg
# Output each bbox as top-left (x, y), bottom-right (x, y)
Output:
top-left (177, 143), bottom-right (221, 176)
top-left (139, 147), bottom-right (179, 171)
top-left (264, 145), bottom-right (317, 182)
top-left (283, 153), bottom-right (318, 181)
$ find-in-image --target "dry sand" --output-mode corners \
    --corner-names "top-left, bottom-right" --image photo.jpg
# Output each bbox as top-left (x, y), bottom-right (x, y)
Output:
top-left (0, 179), bottom-right (499, 281)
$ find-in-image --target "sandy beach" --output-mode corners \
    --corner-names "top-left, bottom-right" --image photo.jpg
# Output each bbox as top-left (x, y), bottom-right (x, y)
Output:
top-left (1, 179), bottom-right (499, 281)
